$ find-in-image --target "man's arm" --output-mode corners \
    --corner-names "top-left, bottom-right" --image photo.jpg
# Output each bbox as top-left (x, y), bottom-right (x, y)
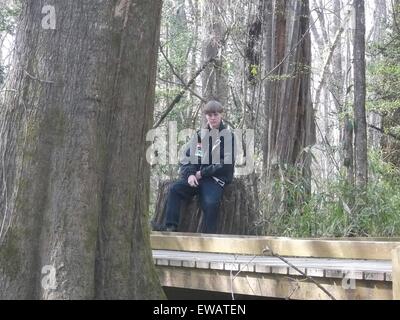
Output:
top-left (200, 161), bottom-right (232, 178)
top-left (180, 163), bottom-right (198, 180)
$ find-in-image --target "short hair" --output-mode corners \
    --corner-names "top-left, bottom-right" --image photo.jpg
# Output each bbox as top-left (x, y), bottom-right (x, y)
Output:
top-left (203, 100), bottom-right (224, 114)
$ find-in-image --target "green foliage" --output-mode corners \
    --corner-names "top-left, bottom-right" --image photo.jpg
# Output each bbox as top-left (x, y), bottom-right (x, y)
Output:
top-left (155, 0), bottom-right (200, 127)
top-left (272, 5), bottom-right (400, 238)
top-left (250, 64), bottom-right (258, 77)
top-left (262, 151), bottom-right (400, 237)
top-left (158, 0), bottom-right (194, 79)
top-left (0, 2), bottom-right (20, 34)
top-left (367, 7), bottom-right (400, 120)
top-left (367, 61), bottom-right (400, 114)
top-left (0, 2), bottom-right (21, 85)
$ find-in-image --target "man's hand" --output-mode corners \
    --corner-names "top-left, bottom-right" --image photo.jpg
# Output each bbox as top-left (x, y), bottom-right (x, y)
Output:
top-left (195, 170), bottom-right (202, 180)
top-left (188, 175), bottom-right (199, 187)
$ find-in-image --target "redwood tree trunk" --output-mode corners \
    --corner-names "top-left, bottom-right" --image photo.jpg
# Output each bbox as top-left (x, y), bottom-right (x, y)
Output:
top-left (0, 0), bottom-right (164, 300)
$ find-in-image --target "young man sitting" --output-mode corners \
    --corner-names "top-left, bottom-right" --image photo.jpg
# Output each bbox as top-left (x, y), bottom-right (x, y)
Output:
top-left (163, 100), bottom-right (235, 234)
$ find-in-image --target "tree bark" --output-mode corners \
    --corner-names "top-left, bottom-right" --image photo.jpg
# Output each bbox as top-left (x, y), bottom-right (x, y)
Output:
top-left (353, 0), bottom-right (368, 188)
top-left (201, 0), bottom-right (228, 106)
top-left (262, 0), bottom-right (315, 216)
top-left (342, 11), bottom-right (355, 186)
top-left (368, 0), bottom-right (386, 149)
top-left (0, 0), bottom-right (164, 299)
top-left (153, 179), bottom-right (258, 235)
top-left (381, 0), bottom-right (400, 167)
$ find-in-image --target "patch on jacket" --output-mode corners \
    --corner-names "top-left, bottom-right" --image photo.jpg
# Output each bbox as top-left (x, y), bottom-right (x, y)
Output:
top-left (195, 143), bottom-right (203, 157)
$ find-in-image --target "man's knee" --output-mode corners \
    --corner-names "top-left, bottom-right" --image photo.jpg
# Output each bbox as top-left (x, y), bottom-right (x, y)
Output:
top-left (169, 182), bottom-right (179, 194)
top-left (169, 180), bottom-right (194, 200)
top-left (170, 181), bottom-right (185, 194)
top-left (202, 197), bottom-right (221, 211)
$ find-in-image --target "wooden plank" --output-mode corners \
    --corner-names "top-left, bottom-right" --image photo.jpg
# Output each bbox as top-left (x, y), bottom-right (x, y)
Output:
top-left (182, 260), bottom-right (196, 268)
top-left (271, 266), bottom-right (288, 275)
top-left (196, 261), bottom-right (210, 269)
top-left (363, 272), bottom-right (385, 281)
top-left (157, 266), bottom-right (393, 300)
top-left (224, 263), bottom-right (240, 272)
top-left (289, 267), bottom-right (306, 276)
top-left (210, 261), bottom-right (224, 270)
top-left (255, 265), bottom-right (271, 273)
top-left (152, 232), bottom-right (400, 242)
top-left (392, 246), bottom-right (400, 300)
top-left (151, 233), bottom-right (400, 260)
top-left (344, 270), bottom-right (364, 280)
top-left (240, 263), bottom-right (255, 273)
top-left (306, 268), bottom-right (325, 277)
top-left (156, 259), bottom-right (169, 266)
top-left (169, 260), bottom-right (182, 267)
top-left (153, 250), bottom-right (391, 281)
top-left (325, 270), bottom-right (345, 279)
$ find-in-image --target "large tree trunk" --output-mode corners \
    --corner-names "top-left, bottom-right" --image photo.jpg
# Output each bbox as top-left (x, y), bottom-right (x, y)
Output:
top-left (262, 0), bottom-right (315, 217)
top-left (0, 0), bottom-right (164, 300)
top-left (152, 180), bottom-right (258, 235)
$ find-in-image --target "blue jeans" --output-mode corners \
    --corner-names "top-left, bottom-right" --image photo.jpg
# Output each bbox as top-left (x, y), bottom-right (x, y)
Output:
top-left (165, 177), bottom-right (224, 234)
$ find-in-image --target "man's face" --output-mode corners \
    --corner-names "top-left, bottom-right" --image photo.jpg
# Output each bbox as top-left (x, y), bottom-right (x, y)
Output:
top-left (205, 112), bottom-right (223, 129)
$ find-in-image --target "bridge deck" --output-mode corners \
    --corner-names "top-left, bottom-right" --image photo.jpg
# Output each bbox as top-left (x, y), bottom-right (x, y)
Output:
top-left (154, 250), bottom-right (393, 299)
top-left (151, 233), bottom-right (400, 299)
top-left (153, 250), bottom-right (392, 282)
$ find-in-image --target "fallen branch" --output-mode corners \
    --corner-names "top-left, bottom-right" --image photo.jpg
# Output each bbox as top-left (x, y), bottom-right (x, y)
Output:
top-left (263, 245), bottom-right (336, 300)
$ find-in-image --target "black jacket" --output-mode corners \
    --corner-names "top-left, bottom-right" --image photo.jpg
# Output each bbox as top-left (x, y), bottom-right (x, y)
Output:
top-left (179, 122), bottom-right (235, 185)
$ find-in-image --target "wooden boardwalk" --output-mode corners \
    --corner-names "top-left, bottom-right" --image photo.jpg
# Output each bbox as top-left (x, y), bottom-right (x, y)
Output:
top-left (151, 233), bottom-right (400, 300)
top-left (153, 250), bottom-right (392, 281)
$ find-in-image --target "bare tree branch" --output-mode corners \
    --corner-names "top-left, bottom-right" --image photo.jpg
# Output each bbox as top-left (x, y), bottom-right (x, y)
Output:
top-left (153, 46), bottom-right (216, 129)
top-left (157, 77), bottom-right (206, 102)
top-left (369, 124), bottom-right (400, 141)
top-left (314, 11), bottom-right (351, 109)
top-left (263, 245), bottom-right (336, 300)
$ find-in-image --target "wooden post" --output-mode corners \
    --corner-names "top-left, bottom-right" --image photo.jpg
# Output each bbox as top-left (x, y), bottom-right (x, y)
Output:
top-left (392, 246), bottom-right (400, 300)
